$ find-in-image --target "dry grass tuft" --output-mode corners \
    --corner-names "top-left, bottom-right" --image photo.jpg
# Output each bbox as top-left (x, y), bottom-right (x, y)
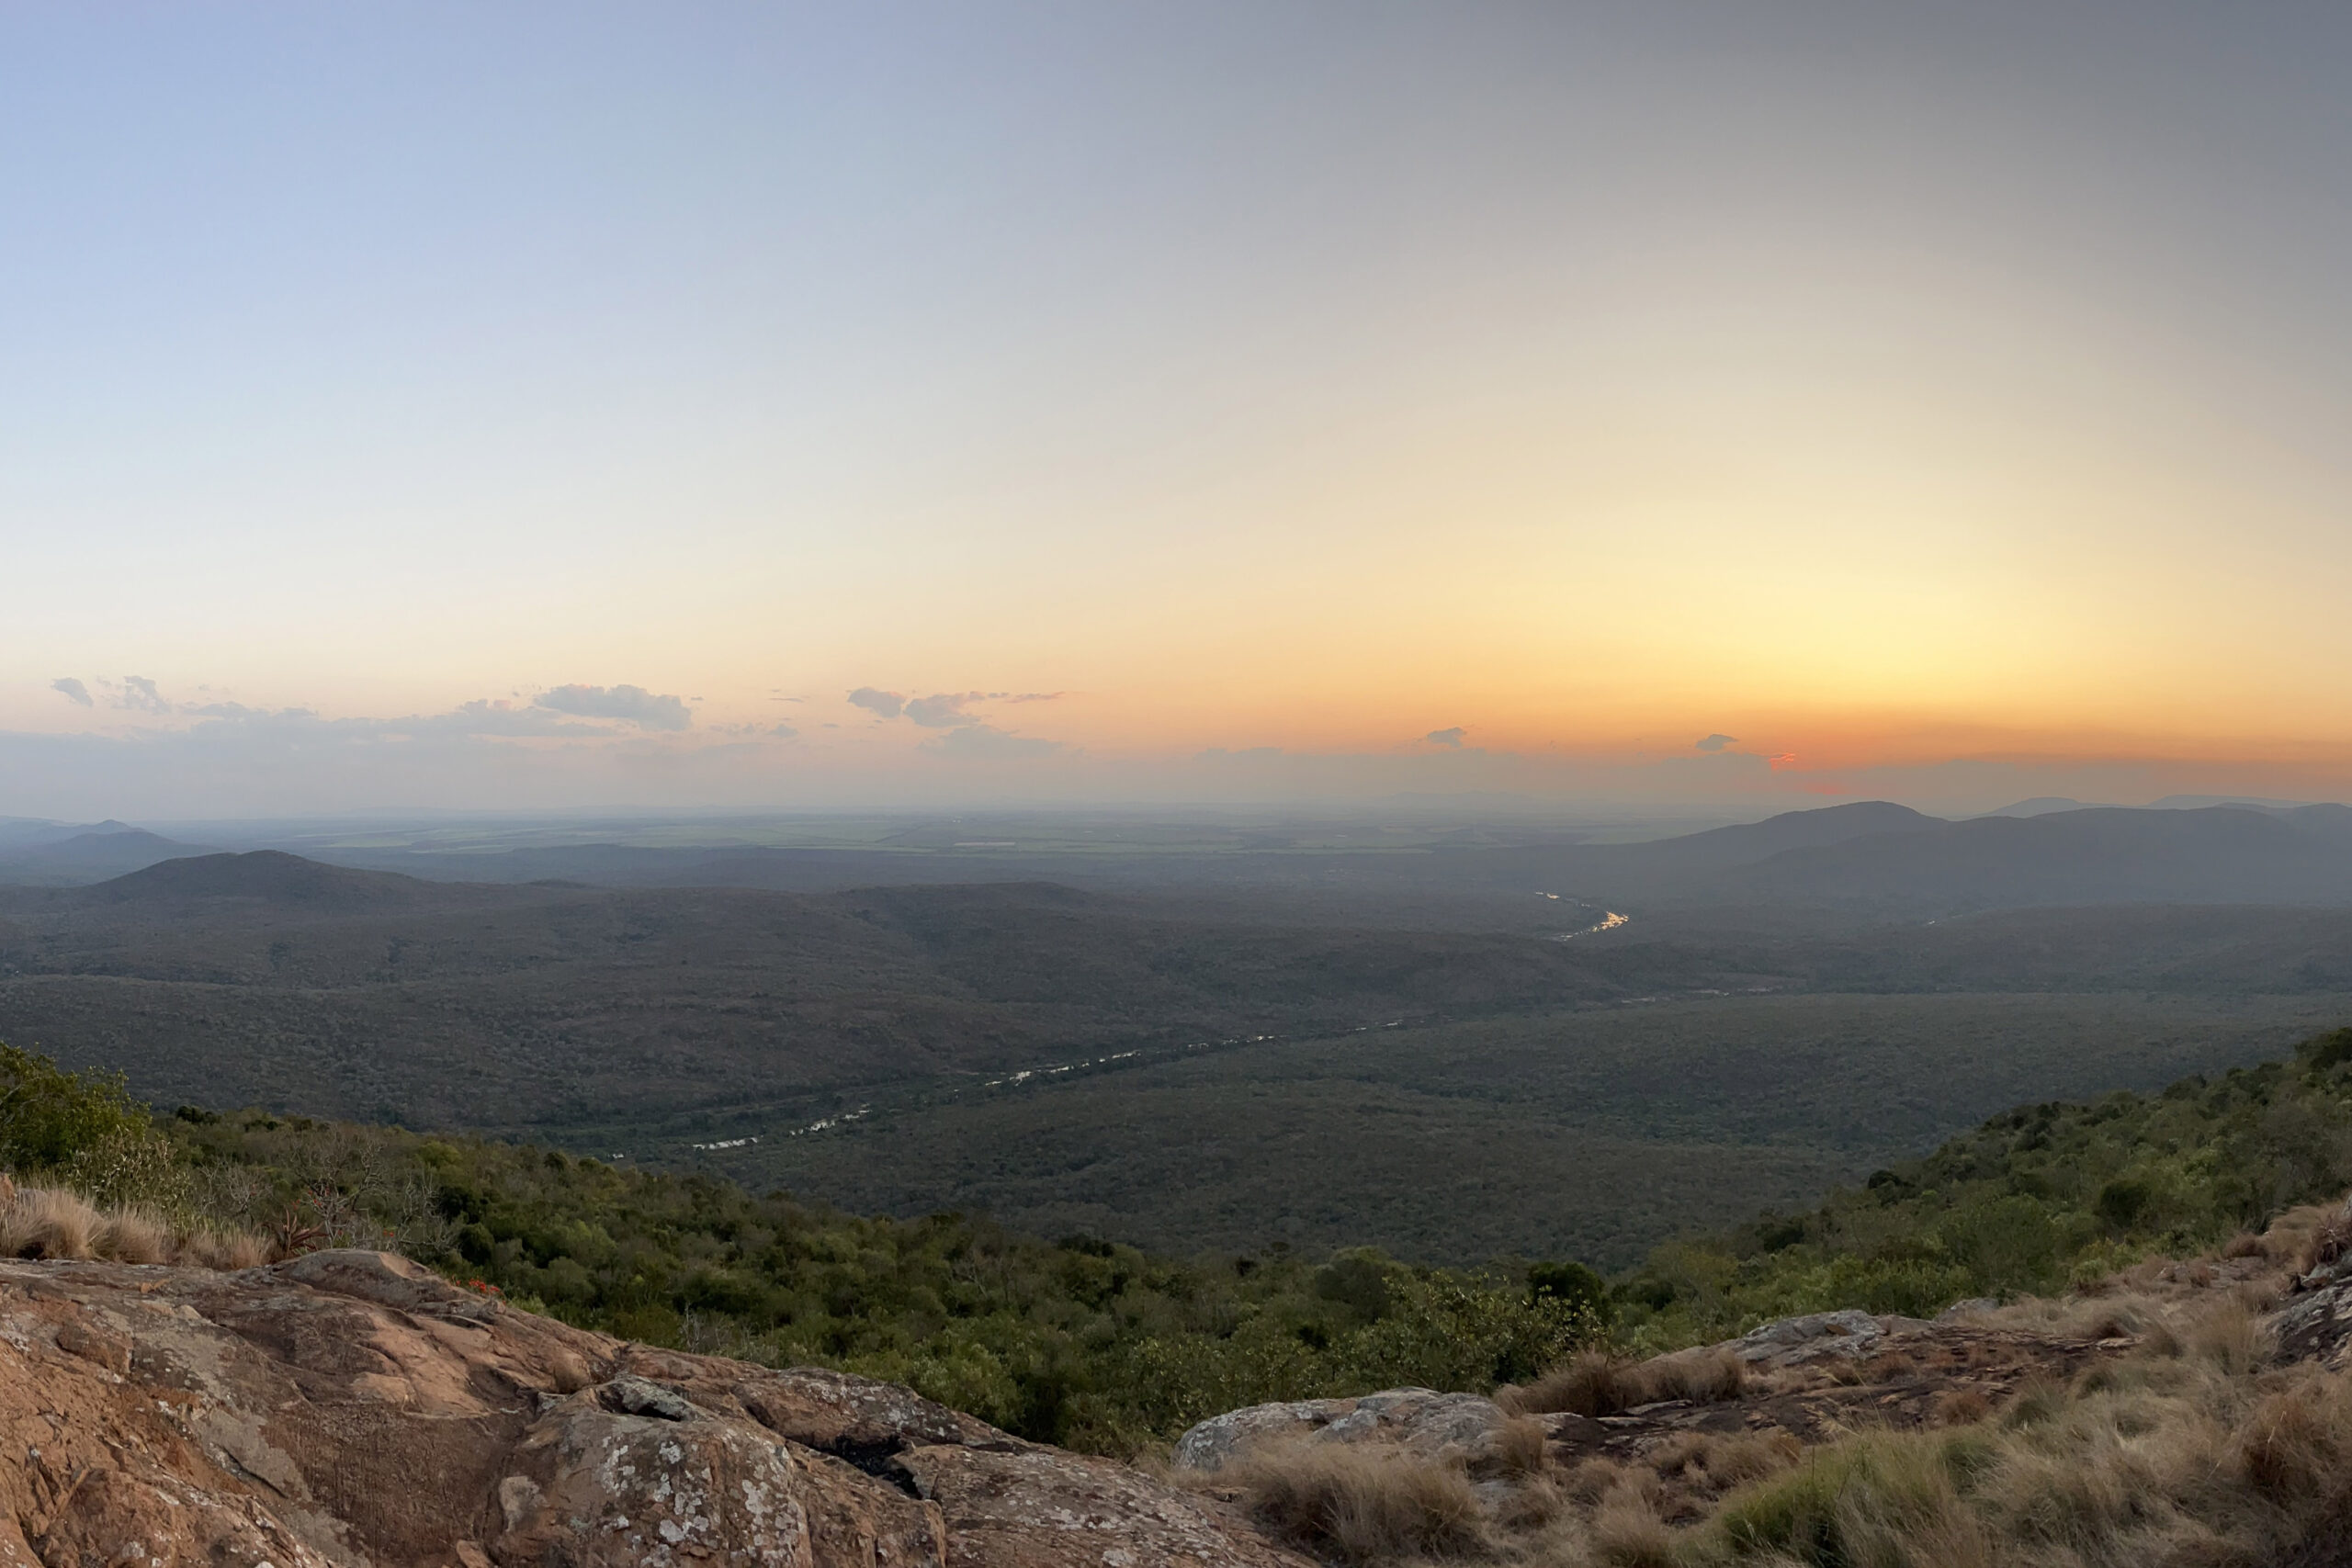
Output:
top-left (2297, 1210), bottom-right (2352, 1276)
top-left (1646, 1430), bottom-right (1716, 1480)
top-left (178, 1227), bottom-right (273, 1270)
top-left (0, 1177), bottom-right (272, 1269)
top-left (0, 1184), bottom-right (103, 1259)
top-left (99, 1207), bottom-right (170, 1265)
top-left (2238, 1385), bottom-right (2343, 1500)
top-left (1502, 1346), bottom-right (1747, 1419)
top-left (1563, 1456), bottom-right (1633, 1506)
top-left (1933, 1387), bottom-right (1993, 1427)
top-left (1645, 1347), bottom-right (1747, 1404)
top-left (1489, 1415), bottom-right (1550, 1480)
top-left (1706, 1431), bottom-right (1803, 1489)
top-left (1588, 1485), bottom-right (1679, 1568)
top-left (1500, 1351), bottom-right (1645, 1417)
top-left (2183, 1299), bottom-right (2267, 1375)
top-left (1493, 1477), bottom-right (1564, 1532)
top-left (1232, 1440), bottom-right (1486, 1564)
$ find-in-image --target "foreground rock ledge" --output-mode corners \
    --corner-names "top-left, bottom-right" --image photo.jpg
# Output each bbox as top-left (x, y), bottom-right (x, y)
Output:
top-left (0, 1250), bottom-right (1308, 1568)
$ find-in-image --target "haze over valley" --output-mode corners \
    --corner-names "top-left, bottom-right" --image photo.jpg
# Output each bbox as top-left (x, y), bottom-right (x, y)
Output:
top-left (7, 798), bottom-right (2351, 1263)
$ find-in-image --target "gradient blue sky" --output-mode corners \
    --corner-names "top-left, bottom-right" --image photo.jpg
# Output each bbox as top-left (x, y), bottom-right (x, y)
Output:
top-left (6, 3), bottom-right (2352, 817)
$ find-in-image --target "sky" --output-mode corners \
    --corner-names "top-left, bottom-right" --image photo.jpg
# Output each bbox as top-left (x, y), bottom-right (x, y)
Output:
top-left (6, 2), bottom-right (2352, 819)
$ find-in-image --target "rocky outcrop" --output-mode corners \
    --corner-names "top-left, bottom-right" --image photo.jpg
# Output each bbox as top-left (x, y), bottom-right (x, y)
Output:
top-left (0, 1249), bottom-right (1309, 1568)
top-left (1172, 1388), bottom-right (1507, 1472)
top-left (1730, 1307), bottom-right (1894, 1365)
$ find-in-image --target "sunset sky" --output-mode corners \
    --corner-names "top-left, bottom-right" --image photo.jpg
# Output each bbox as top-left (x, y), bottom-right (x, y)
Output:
top-left (6, 3), bottom-right (2351, 818)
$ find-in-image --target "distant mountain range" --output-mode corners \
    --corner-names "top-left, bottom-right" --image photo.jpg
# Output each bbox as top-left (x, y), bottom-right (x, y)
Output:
top-left (6, 801), bottom-right (2352, 912)
top-left (1711, 804), bottom-right (2352, 909)
top-left (0, 819), bottom-right (213, 886)
top-left (1454, 801), bottom-right (2352, 910)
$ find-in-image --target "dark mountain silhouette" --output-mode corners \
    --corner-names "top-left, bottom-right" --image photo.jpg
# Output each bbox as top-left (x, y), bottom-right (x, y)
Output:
top-left (84, 850), bottom-right (443, 909)
top-left (1979, 797), bottom-right (2105, 818)
top-left (1725, 807), bottom-right (2352, 908)
top-left (1586, 800), bottom-right (1939, 877)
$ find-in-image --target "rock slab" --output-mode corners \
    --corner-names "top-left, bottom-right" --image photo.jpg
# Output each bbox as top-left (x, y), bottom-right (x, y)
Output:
top-left (0, 1249), bottom-right (1309, 1568)
top-left (1172, 1387), bottom-right (1506, 1471)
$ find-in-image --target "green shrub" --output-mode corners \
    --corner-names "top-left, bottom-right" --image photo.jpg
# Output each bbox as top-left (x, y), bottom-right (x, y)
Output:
top-left (0, 1043), bottom-right (150, 1172)
top-left (62, 1126), bottom-right (192, 1215)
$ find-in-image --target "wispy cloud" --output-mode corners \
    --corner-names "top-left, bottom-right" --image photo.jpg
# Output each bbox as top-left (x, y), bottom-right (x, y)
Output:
top-left (850, 685), bottom-right (1068, 754)
top-left (51, 678), bottom-right (92, 707)
top-left (1425, 727), bottom-right (1466, 750)
top-left (533, 683), bottom-right (692, 731)
top-left (1695, 733), bottom-right (1738, 752)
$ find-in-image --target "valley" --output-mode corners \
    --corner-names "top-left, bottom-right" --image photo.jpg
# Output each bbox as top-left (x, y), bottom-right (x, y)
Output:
top-left (5, 799), bottom-right (2352, 1268)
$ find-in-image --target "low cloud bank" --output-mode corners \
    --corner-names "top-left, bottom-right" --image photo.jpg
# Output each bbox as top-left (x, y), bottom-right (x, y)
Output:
top-left (534, 684), bottom-right (693, 731)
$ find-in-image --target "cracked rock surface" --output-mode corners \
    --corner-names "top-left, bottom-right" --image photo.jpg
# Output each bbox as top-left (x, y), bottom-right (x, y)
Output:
top-left (0, 1249), bottom-right (1309, 1568)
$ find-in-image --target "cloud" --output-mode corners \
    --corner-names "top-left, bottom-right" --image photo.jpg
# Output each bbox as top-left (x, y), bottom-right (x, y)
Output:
top-left (533, 683), bottom-right (692, 731)
top-left (119, 675), bottom-right (173, 714)
top-left (847, 687), bottom-right (905, 719)
top-left (397, 700), bottom-right (607, 738)
top-left (1198, 746), bottom-right (1283, 761)
top-left (904, 692), bottom-right (983, 728)
top-left (51, 678), bottom-right (92, 707)
top-left (854, 688), bottom-right (1063, 728)
top-left (771, 723), bottom-right (799, 739)
top-left (923, 723), bottom-right (1065, 759)
top-left (1695, 733), bottom-right (1739, 752)
top-left (1425, 727), bottom-right (1466, 750)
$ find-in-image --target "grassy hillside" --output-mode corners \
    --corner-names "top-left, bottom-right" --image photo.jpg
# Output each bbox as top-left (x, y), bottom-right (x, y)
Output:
top-left (1616, 1021), bottom-right (2352, 1348)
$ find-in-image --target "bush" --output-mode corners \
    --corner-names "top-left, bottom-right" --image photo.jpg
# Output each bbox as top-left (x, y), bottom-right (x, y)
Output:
top-left (63, 1126), bottom-right (192, 1214)
top-left (0, 1043), bottom-right (150, 1172)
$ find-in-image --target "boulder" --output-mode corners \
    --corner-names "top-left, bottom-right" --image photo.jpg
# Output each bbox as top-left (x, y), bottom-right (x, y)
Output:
top-left (0, 1250), bottom-right (1311, 1568)
top-left (1732, 1308), bottom-right (1887, 1365)
top-left (1172, 1387), bottom-right (1506, 1471)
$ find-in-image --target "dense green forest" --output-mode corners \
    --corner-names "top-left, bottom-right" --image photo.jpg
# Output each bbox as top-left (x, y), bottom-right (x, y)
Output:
top-left (8, 1022), bottom-right (2352, 1456)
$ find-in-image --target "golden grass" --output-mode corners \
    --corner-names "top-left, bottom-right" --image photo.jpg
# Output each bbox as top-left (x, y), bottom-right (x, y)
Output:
top-left (1490, 1415), bottom-right (1549, 1480)
top-left (1230, 1439), bottom-right (1487, 1564)
top-left (0, 1177), bottom-right (271, 1269)
top-left (1587, 1485), bottom-right (1679, 1567)
top-left (1647, 1348), bottom-right (1747, 1404)
top-left (1500, 1351), bottom-right (1647, 1417)
top-left (1501, 1347), bottom-right (1747, 1418)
